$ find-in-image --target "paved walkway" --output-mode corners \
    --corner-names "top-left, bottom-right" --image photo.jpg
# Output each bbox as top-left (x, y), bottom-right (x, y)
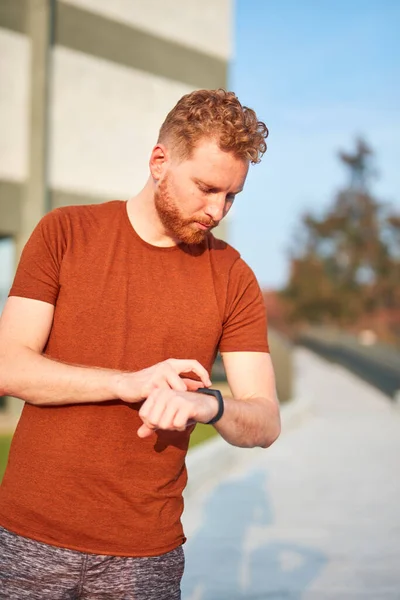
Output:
top-left (181, 348), bottom-right (400, 599)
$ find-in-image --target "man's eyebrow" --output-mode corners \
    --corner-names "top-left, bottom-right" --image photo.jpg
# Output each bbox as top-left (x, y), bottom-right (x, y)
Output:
top-left (194, 178), bottom-right (214, 188)
top-left (194, 178), bottom-right (243, 195)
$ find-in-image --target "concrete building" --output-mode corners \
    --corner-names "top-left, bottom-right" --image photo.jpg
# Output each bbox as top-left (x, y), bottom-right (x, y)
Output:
top-left (0, 0), bottom-right (232, 422)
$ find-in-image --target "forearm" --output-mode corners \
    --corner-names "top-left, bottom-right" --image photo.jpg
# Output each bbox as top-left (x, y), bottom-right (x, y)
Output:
top-left (213, 395), bottom-right (281, 448)
top-left (0, 344), bottom-right (123, 406)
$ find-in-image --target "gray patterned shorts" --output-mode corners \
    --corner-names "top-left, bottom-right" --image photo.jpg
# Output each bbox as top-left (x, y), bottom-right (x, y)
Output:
top-left (0, 526), bottom-right (184, 599)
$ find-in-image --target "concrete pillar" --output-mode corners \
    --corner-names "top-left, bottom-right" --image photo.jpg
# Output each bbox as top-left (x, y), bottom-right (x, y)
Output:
top-left (17, 0), bottom-right (53, 257)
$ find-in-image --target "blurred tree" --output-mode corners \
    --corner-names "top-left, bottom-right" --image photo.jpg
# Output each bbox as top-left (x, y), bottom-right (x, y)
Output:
top-left (283, 139), bottom-right (399, 334)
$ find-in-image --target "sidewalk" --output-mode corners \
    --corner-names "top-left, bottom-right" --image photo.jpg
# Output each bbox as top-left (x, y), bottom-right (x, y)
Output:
top-left (182, 348), bottom-right (400, 599)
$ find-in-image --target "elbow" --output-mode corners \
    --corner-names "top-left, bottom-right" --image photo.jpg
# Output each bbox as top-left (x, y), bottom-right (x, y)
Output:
top-left (0, 352), bottom-right (26, 404)
top-left (240, 400), bottom-right (281, 449)
top-left (0, 372), bottom-right (14, 401)
top-left (259, 407), bottom-right (281, 449)
top-left (0, 357), bottom-right (8, 397)
top-left (0, 341), bottom-right (14, 397)
top-left (260, 421), bottom-right (281, 448)
top-left (240, 418), bottom-right (280, 450)
top-left (0, 355), bottom-right (16, 399)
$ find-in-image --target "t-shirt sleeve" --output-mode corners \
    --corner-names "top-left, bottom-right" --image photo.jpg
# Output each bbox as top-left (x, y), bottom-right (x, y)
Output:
top-left (219, 257), bottom-right (269, 353)
top-left (9, 209), bottom-right (67, 305)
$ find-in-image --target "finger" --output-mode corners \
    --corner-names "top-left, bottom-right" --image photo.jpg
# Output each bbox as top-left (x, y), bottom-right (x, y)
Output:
top-left (144, 391), bottom-right (170, 427)
top-left (139, 388), bottom-right (169, 424)
top-left (137, 423), bottom-right (156, 438)
top-left (183, 378), bottom-right (206, 391)
top-left (172, 407), bottom-right (191, 430)
top-left (138, 394), bottom-right (157, 421)
top-left (169, 360), bottom-right (211, 386)
top-left (158, 403), bottom-right (180, 431)
top-left (166, 371), bottom-right (187, 392)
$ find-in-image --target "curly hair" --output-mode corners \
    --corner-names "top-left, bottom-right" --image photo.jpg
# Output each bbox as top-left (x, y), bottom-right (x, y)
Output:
top-left (158, 89), bottom-right (268, 165)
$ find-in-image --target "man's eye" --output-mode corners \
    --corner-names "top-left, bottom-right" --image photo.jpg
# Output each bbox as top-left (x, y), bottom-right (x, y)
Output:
top-left (226, 195), bottom-right (235, 202)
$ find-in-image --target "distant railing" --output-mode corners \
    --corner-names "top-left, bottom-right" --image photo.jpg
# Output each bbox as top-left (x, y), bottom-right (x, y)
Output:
top-left (297, 326), bottom-right (400, 399)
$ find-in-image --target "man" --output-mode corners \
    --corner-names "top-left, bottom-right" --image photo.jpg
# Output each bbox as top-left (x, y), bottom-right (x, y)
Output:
top-left (0, 89), bottom-right (280, 599)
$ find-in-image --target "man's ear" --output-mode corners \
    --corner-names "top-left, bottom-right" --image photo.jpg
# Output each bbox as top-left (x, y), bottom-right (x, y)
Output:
top-left (149, 144), bottom-right (169, 181)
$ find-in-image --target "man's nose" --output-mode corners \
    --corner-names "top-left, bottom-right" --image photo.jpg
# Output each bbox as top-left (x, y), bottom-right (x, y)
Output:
top-left (204, 196), bottom-right (226, 222)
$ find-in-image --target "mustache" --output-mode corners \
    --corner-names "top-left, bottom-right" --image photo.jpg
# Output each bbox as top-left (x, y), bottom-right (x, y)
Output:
top-left (192, 218), bottom-right (219, 228)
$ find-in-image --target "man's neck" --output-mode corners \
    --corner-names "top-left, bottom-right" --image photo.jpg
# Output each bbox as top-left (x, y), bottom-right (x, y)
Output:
top-left (126, 180), bottom-right (177, 247)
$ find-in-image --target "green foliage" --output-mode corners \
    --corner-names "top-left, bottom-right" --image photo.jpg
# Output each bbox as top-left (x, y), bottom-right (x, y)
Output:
top-left (189, 423), bottom-right (218, 448)
top-left (0, 435), bottom-right (11, 483)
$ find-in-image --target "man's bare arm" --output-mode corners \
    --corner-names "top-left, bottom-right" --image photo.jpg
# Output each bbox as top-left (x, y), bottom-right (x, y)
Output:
top-left (0, 297), bottom-right (211, 406)
top-left (212, 351), bottom-right (281, 448)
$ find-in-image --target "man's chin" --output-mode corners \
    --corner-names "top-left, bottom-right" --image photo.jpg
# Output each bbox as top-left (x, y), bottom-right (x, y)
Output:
top-left (180, 233), bottom-right (207, 245)
top-left (178, 227), bottom-right (208, 245)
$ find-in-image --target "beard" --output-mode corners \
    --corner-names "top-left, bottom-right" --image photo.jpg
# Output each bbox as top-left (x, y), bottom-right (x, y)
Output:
top-left (154, 175), bottom-right (218, 245)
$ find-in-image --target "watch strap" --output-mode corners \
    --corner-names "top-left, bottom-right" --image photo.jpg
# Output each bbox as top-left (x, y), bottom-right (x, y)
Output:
top-left (197, 387), bottom-right (224, 425)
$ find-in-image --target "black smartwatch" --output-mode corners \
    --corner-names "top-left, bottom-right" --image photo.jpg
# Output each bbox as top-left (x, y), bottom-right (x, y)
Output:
top-left (197, 388), bottom-right (224, 425)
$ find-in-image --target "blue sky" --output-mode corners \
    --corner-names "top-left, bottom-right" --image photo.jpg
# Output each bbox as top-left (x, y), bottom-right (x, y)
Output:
top-left (229, 0), bottom-right (400, 289)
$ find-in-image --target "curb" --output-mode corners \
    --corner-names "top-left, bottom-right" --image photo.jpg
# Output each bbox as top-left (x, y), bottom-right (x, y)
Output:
top-left (184, 395), bottom-right (314, 499)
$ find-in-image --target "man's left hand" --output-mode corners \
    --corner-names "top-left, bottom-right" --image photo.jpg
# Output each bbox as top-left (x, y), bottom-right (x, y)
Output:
top-left (137, 389), bottom-right (219, 438)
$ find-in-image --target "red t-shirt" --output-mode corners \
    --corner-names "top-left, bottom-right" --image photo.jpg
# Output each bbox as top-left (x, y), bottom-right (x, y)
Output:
top-left (0, 200), bottom-right (269, 556)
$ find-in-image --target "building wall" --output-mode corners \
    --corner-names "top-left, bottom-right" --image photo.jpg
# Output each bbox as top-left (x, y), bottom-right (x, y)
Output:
top-left (0, 0), bottom-right (231, 238)
top-left (0, 28), bottom-right (29, 184)
top-left (49, 47), bottom-right (194, 199)
top-left (61, 0), bottom-right (232, 59)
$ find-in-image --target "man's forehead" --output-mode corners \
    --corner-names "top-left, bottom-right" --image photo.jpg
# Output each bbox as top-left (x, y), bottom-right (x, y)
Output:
top-left (185, 139), bottom-right (249, 185)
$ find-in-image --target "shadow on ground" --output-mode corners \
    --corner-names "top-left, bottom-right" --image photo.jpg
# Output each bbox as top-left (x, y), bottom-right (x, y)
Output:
top-left (182, 469), bottom-right (327, 600)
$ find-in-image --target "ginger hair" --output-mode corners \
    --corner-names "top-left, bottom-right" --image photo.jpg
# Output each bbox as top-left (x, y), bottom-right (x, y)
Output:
top-left (158, 89), bottom-right (268, 164)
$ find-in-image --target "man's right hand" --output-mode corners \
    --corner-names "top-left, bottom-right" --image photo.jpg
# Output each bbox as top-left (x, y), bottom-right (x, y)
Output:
top-left (113, 359), bottom-right (212, 403)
